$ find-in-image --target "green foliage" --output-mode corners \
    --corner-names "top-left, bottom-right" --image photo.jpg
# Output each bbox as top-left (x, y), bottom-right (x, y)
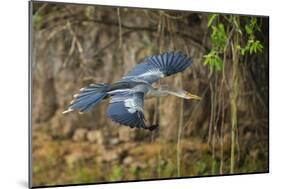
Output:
top-left (245, 17), bottom-right (260, 34)
top-left (76, 167), bottom-right (93, 182)
top-left (129, 166), bottom-right (138, 176)
top-left (203, 50), bottom-right (223, 71)
top-left (203, 14), bottom-right (226, 71)
top-left (238, 39), bottom-right (263, 55)
top-left (163, 160), bottom-right (177, 177)
top-left (204, 15), bottom-right (264, 71)
top-left (196, 161), bottom-right (208, 175)
top-left (239, 17), bottom-right (264, 55)
top-left (33, 13), bottom-right (43, 30)
top-left (33, 164), bottom-right (42, 174)
top-left (207, 14), bottom-right (218, 27)
top-left (156, 152), bottom-right (165, 178)
top-left (109, 164), bottom-right (123, 181)
top-left (210, 23), bottom-right (227, 52)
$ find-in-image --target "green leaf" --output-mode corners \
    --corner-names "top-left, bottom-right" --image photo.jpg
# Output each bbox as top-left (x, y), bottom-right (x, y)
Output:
top-left (210, 23), bottom-right (227, 52)
top-left (249, 45), bottom-right (254, 54)
top-left (203, 51), bottom-right (223, 71)
top-left (208, 14), bottom-right (218, 27)
top-left (240, 39), bottom-right (263, 56)
top-left (250, 17), bottom-right (257, 28)
top-left (245, 24), bottom-right (252, 35)
top-left (241, 48), bottom-right (245, 56)
top-left (32, 13), bottom-right (43, 30)
top-left (253, 40), bottom-right (263, 53)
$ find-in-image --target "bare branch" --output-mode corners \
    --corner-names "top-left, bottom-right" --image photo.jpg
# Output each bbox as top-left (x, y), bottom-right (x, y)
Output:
top-left (117, 8), bottom-right (123, 48)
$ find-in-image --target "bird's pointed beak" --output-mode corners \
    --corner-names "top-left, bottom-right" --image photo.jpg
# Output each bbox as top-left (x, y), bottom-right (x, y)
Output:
top-left (185, 92), bottom-right (202, 100)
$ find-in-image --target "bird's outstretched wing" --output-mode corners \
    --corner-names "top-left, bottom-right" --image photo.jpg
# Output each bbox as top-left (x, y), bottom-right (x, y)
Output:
top-left (107, 92), bottom-right (146, 128)
top-left (121, 52), bottom-right (192, 84)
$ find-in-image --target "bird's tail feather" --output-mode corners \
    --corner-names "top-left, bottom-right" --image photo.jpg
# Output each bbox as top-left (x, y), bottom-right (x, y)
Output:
top-left (63, 83), bottom-right (109, 114)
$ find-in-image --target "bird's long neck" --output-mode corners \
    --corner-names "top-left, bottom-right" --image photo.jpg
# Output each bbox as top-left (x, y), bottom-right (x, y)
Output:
top-left (146, 87), bottom-right (166, 97)
top-left (148, 86), bottom-right (185, 98)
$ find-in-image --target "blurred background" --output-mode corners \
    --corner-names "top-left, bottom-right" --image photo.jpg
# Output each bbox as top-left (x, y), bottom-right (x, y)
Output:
top-left (31, 1), bottom-right (269, 187)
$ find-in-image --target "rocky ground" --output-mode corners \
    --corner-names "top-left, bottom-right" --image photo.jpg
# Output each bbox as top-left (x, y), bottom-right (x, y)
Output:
top-left (32, 124), bottom-right (268, 187)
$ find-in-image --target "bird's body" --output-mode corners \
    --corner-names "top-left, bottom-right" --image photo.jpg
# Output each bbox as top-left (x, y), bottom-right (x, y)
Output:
top-left (63, 52), bottom-right (201, 129)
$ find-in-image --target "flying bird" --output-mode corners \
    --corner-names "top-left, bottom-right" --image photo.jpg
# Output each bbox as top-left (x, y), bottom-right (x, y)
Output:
top-left (63, 52), bottom-right (201, 130)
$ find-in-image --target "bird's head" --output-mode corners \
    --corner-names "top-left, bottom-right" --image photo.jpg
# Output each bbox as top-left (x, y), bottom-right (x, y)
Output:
top-left (183, 91), bottom-right (202, 100)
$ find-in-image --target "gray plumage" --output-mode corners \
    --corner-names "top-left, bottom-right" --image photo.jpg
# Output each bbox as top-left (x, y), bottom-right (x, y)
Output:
top-left (63, 52), bottom-right (200, 129)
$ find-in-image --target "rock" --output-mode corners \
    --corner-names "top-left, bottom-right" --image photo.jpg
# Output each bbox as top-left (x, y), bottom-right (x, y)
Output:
top-left (72, 128), bottom-right (88, 141)
top-left (123, 156), bottom-right (133, 165)
top-left (96, 156), bottom-right (103, 164)
top-left (64, 152), bottom-right (84, 166)
top-left (131, 161), bottom-right (147, 169)
top-left (118, 127), bottom-right (131, 142)
top-left (100, 150), bottom-right (119, 163)
top-left (122, 143), bottom-right (137, 151)
top-left (86, 130), bottom-right (96, 142)
top-left (87, 130), bottom-right (103, 145)
top-left (109, 138), bottom-right (120, 145)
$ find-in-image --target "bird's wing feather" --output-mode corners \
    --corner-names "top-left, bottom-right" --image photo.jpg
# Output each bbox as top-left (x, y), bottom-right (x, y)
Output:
top-left (107, 92), bottom-right (146, 128)
top-left (121, 52), bottom-right (192, 84)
